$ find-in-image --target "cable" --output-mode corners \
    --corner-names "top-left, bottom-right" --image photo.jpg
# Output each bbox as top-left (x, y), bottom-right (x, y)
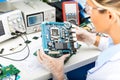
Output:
top-left (1, 32), bottom-right (28, 56)
top-left (0, 33), bottom-right (30, 61)
top-left (0, 35), bottom-right (30, 61)
top-left (0, 43), bottom-right (27, 56)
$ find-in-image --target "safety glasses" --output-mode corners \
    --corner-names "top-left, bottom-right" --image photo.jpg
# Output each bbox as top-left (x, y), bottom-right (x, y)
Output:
top-left (84, 4), bottom-right (104, 15)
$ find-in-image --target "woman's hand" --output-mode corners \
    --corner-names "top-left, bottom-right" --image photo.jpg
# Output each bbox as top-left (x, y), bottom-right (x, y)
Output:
top-left (37, 48), bottom-right (69, 80)
top-left (75, 26), bottom-right (96, 45)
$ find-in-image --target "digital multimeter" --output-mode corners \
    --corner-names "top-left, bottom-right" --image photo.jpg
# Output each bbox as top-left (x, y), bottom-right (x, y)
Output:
top-left (62, 1), bottom-right (80, 26)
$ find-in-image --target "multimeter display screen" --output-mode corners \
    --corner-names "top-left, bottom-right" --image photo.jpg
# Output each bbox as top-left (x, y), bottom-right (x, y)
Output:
top-left (65, 4), bottom-right (77, 13)
top-left (0, 20), bottom-right (5, 36)
top-left (27, 12), bottom-right (44, 27)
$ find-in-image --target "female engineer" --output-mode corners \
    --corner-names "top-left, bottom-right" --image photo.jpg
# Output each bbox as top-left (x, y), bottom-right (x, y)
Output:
top-left (37, 0), bottom-right (120, 80)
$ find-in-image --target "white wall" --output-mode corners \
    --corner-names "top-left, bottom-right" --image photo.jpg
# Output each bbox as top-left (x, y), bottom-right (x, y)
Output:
top-left (75, 0), bottom-right (86, 8)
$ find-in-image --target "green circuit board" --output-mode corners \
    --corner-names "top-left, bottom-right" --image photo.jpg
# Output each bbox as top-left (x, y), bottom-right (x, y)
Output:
top-left (0, 64), bottom-right (20, 79)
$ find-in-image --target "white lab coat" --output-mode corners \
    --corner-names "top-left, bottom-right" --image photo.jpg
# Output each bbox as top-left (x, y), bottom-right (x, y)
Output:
top-left (98, 36), bottom-right (113, 51)
top-left (86, 51), bottom-right (120, 80)
top-left (86, 37), bottom-right (120, 80)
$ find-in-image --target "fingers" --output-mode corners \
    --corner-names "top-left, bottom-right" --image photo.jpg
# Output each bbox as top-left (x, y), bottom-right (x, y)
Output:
top-left (60, 54), bottom-right (70, 61)
top-left (37, 47), bottom-right (53, 63)
top-left (71, 23), bottom-right (78, 28)
top-left (37, 49), bottom-right (43, 64)
top-left (37, 48), bottom-right (48, 63)
top-left (76, 27), bottom-right (84, 35)
top-left (71, 24), bottom-right (87, 41)
top-left (37, 47), bottom-right (70, 65)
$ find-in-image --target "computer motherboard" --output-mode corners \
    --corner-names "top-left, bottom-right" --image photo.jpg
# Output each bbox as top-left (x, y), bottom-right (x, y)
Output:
top-left (41, 22), bottom-right (80, 59)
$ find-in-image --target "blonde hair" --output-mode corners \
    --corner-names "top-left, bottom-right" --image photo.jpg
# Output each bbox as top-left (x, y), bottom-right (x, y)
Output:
top-left (91, 0), bottom-right (120, 23)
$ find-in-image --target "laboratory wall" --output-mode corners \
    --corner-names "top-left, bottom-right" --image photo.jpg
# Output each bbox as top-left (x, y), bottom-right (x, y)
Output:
top-left (0, 0), bottom-right (6, 2)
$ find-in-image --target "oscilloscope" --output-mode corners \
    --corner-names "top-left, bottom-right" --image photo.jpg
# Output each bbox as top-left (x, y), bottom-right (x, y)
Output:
top-left (12, 0), bottom-right (56, 34)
